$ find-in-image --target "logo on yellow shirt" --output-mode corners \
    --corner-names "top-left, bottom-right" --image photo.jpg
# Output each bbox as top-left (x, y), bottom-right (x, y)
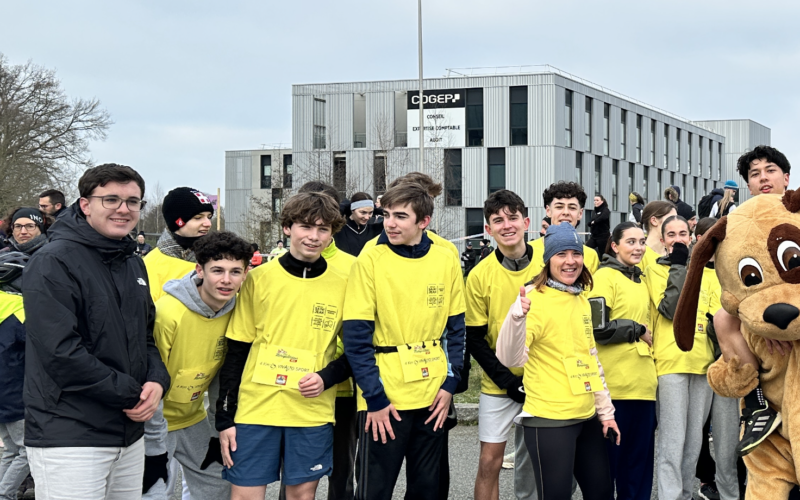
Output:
top-left (276, 349), bottom-right (299, 362)
top-left (421, 367), bottom-right (429, 378)
top-left (311, 303), bottom-right (339, 333)
top-left (426, 284), bottom-right (445, 308)
top-left (276, 374), bottom-right (288, 385)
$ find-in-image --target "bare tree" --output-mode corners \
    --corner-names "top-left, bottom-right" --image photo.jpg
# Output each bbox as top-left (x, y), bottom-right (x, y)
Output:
top-left (243, 195), bottom-right (274, 250)
top-left (0, 53), bottom-right (112, 214)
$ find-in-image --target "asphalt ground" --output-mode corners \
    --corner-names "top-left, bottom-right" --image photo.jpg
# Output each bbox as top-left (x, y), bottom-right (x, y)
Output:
top-left (167, 424), bottom-right (691, 499)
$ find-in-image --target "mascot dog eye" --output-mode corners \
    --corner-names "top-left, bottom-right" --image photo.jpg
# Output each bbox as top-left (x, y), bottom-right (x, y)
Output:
top-left (738, 258), bottom-right (763, 287)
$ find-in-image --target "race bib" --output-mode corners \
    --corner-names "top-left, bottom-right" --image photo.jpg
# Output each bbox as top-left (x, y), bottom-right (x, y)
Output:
top-left (166, 364), bottom-right (216, 404)
top-left (396, 341), bottom-right (447, 383)
top-left (635, 341), bottom-right (653, 357)
top-left (252, 344), bottom-right (316, 389)
top-left (563, 356), bottom-right (604, 395)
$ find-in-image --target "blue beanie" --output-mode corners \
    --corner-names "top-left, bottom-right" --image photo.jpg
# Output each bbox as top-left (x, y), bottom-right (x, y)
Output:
top-left (724, 180), bottom-right (738, 189)
top-left (543, 222), bottom-right (583, 263)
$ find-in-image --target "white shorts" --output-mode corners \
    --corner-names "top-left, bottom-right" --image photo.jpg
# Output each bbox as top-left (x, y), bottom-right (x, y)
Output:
top-left (478, 393), bottom-right (523, 443)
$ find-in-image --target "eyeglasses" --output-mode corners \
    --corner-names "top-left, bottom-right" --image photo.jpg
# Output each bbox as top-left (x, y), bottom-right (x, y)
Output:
top-left (38, 204), bottom-right (52, 210)
top-left (87, 196), bottom-right (147, 212)
top-left (13, 223), bottom-right (37, 232)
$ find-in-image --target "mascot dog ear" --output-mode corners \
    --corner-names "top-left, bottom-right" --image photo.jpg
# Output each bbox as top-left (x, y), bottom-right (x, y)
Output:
top-left (674, 217), bottom-right (727, 352)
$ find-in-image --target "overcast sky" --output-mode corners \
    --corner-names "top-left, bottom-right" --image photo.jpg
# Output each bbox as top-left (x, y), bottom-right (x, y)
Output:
top-left (3, 0), bottom-right (799, 201)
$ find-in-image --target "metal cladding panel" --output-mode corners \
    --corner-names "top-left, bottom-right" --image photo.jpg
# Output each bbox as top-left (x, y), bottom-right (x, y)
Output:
top-left (463, 148), bottom-right (488, 207)
top-left (555, 146), bottom-right (575, 186)
top-left (366, 92), bottom-right (395, 150)
top-left (485, 86), bottom-right (509, 147)
top-left (347, 150), bottom-right (375, 193)
top-left (667, 124), bottom-right (676, 173)
top-left (678, 128), bottom-right (687, 174)
top-left (529, 84), bottom-right (557, 147)
top-left (600, 157), bottom-right (612, 201)
top-left (693, 120), bottom-right (749, 152)
top-left (293, 74), bottom-right (557, 96)
top-left (327, 93), bottom-right (354, 151)
top-left (224, 151), bottom-right (253, 237)
top-left (653, 121), bottom-right (664, 171)
top-left (553, 86), bottom-right (566, 148)
top-left (386, 148), bottom-right (419, 181)
top-left (749, 121), bottom-right (771, 147)
top-left (627, 112), bottom-right (638, 163)
top-left (592, 99), bottom-right (604, 157)
top-left (293, 95), bottom-right (314, 153)
top-left (712, 142), bottom-right (720, 181)
top-left (507, 146), bottom-right (555, 207)
top-left (609, 106), bottom-right (620, 160)
top-left (641, 116), bottom-right (653, 167)
top-left (434, 206), bottom-right (464, 243)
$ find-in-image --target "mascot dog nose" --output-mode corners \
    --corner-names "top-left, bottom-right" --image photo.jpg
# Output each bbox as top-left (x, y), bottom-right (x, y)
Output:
top-left (763, 304), bottom-right (800, 330)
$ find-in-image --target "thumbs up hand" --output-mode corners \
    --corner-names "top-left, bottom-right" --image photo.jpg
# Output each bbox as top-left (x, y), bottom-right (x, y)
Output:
top-left (520, 286), bottom-right (531, 317)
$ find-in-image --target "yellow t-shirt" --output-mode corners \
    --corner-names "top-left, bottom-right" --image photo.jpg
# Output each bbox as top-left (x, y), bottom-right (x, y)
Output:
top-left (226, 259), bottom-right (349, 427)
top-left (321, 240), bottom-right (357, 397)
top-left (361, 230), bottom-right (460, 262)
top-left (587, 266), bottom-right (656, 401)
top-left (465, 254), bottom-right (535, 394)
top-left (522, 286), bottom-right (597, 420)
top-left (637, 246), bottom-right (661, 274)
top-left (644, 262), bottom-right (717, 376)
top-left (345, 243), bottom-right (466, 412)
top-left (0, 292), bottom-right (25, 324)
top-left (155, 294), bottom-right (230, 432)
top-left (528, 237), bottom-right (599, 276)
top-left (144, 248), bottom-right (196, 302)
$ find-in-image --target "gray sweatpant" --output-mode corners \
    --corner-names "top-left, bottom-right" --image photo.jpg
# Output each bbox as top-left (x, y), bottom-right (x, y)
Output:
top-left (0, 420), bottom-right (28, 500)
top-left (709, 394), bottom-right (740, 500)
top-left (657, 373), bottom-right (713, 500)
top-left (146, 418), bottom-right (229, 500)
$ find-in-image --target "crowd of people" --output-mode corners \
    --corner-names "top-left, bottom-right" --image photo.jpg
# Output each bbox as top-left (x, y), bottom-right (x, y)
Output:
top-left (0, 144), bottom-right (793, 500)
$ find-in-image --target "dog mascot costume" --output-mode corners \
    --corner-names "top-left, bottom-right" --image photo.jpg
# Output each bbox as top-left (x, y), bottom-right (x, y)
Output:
top-left (675, 190), bottom-right (800, 499)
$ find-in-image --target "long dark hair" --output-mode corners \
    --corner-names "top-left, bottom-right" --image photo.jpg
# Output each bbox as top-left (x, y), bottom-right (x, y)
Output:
top-left (604, 221), bottom-right (641, 258)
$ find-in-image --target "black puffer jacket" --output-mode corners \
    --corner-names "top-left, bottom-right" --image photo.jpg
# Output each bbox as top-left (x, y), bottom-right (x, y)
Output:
top-left (22, 203), bottom-right (169, 447)
top-left (589, 201), bottom-right (611, 238)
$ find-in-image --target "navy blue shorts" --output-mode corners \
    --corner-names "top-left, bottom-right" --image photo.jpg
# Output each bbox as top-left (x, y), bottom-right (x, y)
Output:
top-left (222, 423), bottom-right (333, 487)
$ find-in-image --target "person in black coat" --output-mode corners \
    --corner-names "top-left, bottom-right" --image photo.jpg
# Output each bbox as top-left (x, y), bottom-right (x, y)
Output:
top-left (332, 192), bottom-right (384, 256)
top-left (22, 164), bottom-right (170, 496)
top-left (587, 194), bottom-right (611, 258)
top-left (461, 241), bottom-right (477, 275)
top-left (665, 185), bottom-right (694, 221)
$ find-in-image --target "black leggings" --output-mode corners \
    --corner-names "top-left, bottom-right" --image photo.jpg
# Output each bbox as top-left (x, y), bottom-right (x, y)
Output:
top-left (524, 417), bottom-right (612, 500)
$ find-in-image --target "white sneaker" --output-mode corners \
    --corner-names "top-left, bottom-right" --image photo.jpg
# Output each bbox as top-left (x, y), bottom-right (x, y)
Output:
top-left (502, 452), bottom-right (515, 469)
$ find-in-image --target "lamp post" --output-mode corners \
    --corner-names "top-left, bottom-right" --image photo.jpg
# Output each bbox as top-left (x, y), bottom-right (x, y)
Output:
top-left (418, 0), bottom-right (425, 174)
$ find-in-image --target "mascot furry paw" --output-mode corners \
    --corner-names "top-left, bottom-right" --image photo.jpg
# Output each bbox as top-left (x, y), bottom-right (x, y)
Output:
top-left (675, 190), bottom-right (800, 500)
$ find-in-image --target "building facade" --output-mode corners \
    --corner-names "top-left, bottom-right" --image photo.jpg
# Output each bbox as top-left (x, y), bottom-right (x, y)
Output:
top-left (225, 68), bottom-right (770, 248)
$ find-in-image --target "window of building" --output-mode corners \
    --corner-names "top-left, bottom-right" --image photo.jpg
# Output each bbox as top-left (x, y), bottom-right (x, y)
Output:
top-left (687, 133), bottom-right (692, 173)
top-left (313, 97), bottom-right (326, 149)
top-left (488, 148), bottom-right (505, 194)
top-left (636, 115), bottom-right (642, 163)
top-left (670, 171), bottom-right (675, 187)
top-left (704, 178), bottom-right (709, 196)
top-left (394, 91), bottom-right (408, 147)
top-left (663, 124), bottom-right (669, 169)
top-left (576, 151), bottom-right (583, 185)
top-left (594, 156), bottom-right (602, 195)
top-left (675, 128), bottom-right (681, 170)
top-left (353, 93), bottom-right (367, 148)
top-left (510, 86), bottom-right (528, 146)
top-left (283, 154), bottom-right (292, 188)
top-left (565, 90), bottom-right (573, 148)
top-left (628, 163), bottom-right (634, 199)
top-left (620, 110), bottom-right (627, 160)
top-left (374, 152), bottom-right (387, 197)
top-left (585, 97), bottom-right (592, 151)
top-left (708, 140), bottom-right (713, 178)
top-left (643, 165), bottom-right (649, 197)
top-left (612, 160), bottom-right (619, 210)
top-left (649, 120), bottom-right (656, 165)
top-left (466, 208), bottom-right (484, 244)
top-left (333, 153), bottom-right (346, 200)
top-left (603, 103), bottom-right (610, 156)
top-left (445, 149), bottom-right (462, 206)
top-left (718, 143), bottom-right (722, 179)
top-left (260, 155), bottom-right (271, 189)
top-left (467, 88), bottom-right (484, 147)
top-left (272, 188), bottom-right (282, 215)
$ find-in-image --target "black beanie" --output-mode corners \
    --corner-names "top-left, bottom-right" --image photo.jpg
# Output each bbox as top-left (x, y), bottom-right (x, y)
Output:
top-left (12, 207), bottom-right (46, 233)
top-left (162, 187), bottom-right (215, 233)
